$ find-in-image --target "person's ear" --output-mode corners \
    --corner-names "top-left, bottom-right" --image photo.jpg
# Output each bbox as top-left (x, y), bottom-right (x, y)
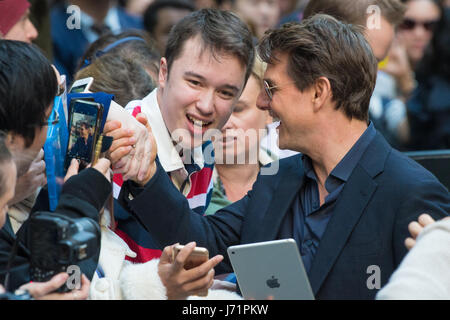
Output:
top-left (158, 57), bottom-right (168, 90)
top-left (311, 77), bottom-right (332, 112)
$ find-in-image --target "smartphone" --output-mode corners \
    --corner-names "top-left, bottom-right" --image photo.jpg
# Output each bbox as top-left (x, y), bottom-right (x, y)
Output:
top-left (64, 99), bottom-right (103, 171)
top-left (172, 244), bottom-right (209, 270)
top-left (69, 77), bottom-right (94, 93)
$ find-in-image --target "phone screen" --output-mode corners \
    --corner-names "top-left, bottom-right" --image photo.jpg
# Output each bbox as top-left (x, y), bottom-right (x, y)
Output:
top-left (70, 84), bottom-right (87, 93)
top-left (64, 100), bottom-right (101, 171)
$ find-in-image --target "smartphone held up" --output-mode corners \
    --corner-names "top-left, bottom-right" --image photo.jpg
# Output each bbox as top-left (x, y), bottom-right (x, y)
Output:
top-left (64, 99), bottom-right (104, 171)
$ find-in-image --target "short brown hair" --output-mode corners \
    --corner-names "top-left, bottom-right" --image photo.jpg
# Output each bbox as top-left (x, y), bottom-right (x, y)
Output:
top-left (258, 14), bottom-right (378, 122)
top-left (304, 0), bottom-right (406, 27)
top-left (165, 9), bottom-right (255, 85)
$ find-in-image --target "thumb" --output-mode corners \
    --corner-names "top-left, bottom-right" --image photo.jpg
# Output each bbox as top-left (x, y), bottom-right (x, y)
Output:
top-left (92, 158), bottom-right (111, 181)
top-left (160, 243), bottom-right (178, 264)
top-left (64, 159), bottom-right (80, 182)
top-left (135, 113), bottom-right (148, 127)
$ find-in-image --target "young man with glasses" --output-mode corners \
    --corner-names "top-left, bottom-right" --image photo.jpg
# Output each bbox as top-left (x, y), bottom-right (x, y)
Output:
top-left (110, 14), bottom-right (450, 299)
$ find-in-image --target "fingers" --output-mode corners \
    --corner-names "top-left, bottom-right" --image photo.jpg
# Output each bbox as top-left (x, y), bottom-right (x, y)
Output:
top-left (184, 254), bottom-right (224, 282)
top-left (20, 272), bottom-right (69, 299)
top-left (135, 113), bottom-right (148, 127)
top-left (172, 242), bottom-right (197, 272)
top-left (182, 268), bottom-right (215, 294)
top-left (103, 120), bottom-right (122, 135)
top-left (408, 221), bottom-right (423, 240)
top-left (74, 274), bottom-right (90, 300)
top-left (160, 244), bottom-right (177, 264)
top-left (109, 136), bottom-right (136, 154)
top-left (404, 237), bottom-right (416, 250)
top-left (39, 274), bottom-right (90, 300)
top-left (92, 158), bottom-right (112, 182)
top-left (106, 127), bottom-right (134, 142)
top-left (418, 213), bottom-right (435, 227)
top-left (64, 159), bottom-right (80, 182)
top-left (109, 147), bottom-right (134, 168)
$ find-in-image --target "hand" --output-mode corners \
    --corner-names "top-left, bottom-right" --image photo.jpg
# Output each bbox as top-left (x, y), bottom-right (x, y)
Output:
top-left (382, 38), bottom-right (415, 97)
top-left (9, 149), bottom-right (46, 205)
top-left (158, 242), bottom-right (224, 300)
top-left (18, 273), bottom-right (90, 300)
top-left (104, 102), bottom-right (154, 183)
top-left (64, 158), bottom-right (112, 183)
top-left (405, 213), bottom-right (436, 250)
top-left (104, 113), bottom-right (157, 186)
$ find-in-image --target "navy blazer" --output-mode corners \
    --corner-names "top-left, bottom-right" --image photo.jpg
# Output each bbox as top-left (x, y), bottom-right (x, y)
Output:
top-left (119, 133), bottom-right (450, 299)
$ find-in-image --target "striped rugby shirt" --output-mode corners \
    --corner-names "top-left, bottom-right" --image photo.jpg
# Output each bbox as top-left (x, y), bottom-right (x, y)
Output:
top-left (112, 89), bottom-right (214, 263)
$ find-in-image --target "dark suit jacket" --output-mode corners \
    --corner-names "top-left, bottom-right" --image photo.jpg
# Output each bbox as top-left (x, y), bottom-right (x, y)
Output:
top-left (119, 133), bottom-right (450, 299)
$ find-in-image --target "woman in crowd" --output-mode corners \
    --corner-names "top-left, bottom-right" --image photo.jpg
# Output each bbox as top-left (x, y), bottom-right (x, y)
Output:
top-left (75, 53), bottom-right (155, 107)
top-left (369, 0), bottom-right (443, 150)
top-left (405, 4), bottom-right (450, 150)
top-left (76, 30), bottom-right (160, 82)
top-left (230, 0), bottom-right (280, 39)
top-left (205, 55), bottom-right (274, 215)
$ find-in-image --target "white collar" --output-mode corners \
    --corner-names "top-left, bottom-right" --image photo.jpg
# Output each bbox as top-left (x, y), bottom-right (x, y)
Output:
top-left (126, 89), bottom-right (205, 173)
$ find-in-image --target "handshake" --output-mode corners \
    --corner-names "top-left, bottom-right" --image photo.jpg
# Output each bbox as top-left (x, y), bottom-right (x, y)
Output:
top-left (103, 110), bottom-right (157, 186)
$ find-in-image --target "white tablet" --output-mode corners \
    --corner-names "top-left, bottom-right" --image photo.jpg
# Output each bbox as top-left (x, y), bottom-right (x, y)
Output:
top-left (227, 239), bottom-right (314, 300)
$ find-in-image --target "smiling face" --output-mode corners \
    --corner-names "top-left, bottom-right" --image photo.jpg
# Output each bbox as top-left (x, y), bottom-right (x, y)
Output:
top-left (157, 36), bottom-right (247, 149)
top-left (0, 160), bottom-right (17, 228)
top-left (256, 53), bottom-right (317, 152)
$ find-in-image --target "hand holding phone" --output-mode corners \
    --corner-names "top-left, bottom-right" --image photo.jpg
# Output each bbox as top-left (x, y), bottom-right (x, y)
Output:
top-left (158, 242), bottom-right (222, 299)
top-left (172, 244), bottom-right (209, 270)
top-left (64, 99), bottom-right (104, 171)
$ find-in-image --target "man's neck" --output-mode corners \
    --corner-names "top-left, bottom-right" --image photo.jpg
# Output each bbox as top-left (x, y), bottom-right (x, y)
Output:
top-left (306, 116), bottom-right (368, 187)
top-left (71, 0), bottom-right (111, 23)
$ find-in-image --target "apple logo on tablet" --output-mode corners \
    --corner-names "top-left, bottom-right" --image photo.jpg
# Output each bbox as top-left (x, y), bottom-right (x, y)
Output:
top-left (266, 276), bottom-right (280, 288)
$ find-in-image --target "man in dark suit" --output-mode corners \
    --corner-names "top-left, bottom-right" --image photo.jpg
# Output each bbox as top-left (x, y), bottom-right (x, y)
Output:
top-left (115, 14), bottom-right (450, 299)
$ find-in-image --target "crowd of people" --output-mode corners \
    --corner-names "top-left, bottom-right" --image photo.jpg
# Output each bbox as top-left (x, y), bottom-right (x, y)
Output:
top-left (0, 0), bottom-right (449, 301)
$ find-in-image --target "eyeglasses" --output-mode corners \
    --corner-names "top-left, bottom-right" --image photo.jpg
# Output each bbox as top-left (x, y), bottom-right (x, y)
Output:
top-left (399, 18), bottom-right (439, 32)
top-left (263, 80), bottom-right (298, 101)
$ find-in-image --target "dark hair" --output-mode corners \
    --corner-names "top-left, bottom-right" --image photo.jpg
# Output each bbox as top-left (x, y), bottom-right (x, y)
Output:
top-left (75, 54), bottom-right (155, 106)
top-left (258, 14), bottom-right (378, 122)
top-left (79, 122), bottom-right (90, 129)
top-left (76, 30), bottom-right (161, 79)
top-left (143, 0), bottom-right (195, 34)
top-left (165, 8), bottom-right (255, 84)
top-left (304, 0), bottom-right (406, 26)
top-left (0, 40), bottom-right (57, 147)
top-left (0, 132), bottom-right (13, 196)
top-left (415, 7), bottom-right (450, 80)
